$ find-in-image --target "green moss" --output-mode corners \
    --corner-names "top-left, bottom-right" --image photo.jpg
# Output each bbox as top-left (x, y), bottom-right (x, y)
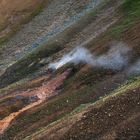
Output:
top-left (30, 5), bottom-right (44, 18)
top-left (110, 0), bottom-right (140, 38)
top-left (101, 76), bottom-right (140, 102)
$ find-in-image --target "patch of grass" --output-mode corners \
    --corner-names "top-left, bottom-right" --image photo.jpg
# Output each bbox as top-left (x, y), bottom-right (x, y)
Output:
top-left (30, 5), bottom-right (44, 18)
top-left (0, 77), bottom-right (28, 96)
top-left (102, 76), bottom-right (140, 102)
top-left (111, 0), bottom-right (140, 38)
top-left (0, 37), bottom-right (7, 46)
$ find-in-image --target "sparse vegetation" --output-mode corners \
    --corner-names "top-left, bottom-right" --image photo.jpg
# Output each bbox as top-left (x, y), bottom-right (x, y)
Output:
top-left (0, 0), bottom-right (140, 139)
top-left (0, 0), bottom-right (108, 88)
top-left (1, 66), bottom-right (121, 139)
top-left (0, 0), bottom-right (50, 47)
top-left (23, 75), bottom-right (140, 140)
top-left (111, 0), bottom-right (140, 38)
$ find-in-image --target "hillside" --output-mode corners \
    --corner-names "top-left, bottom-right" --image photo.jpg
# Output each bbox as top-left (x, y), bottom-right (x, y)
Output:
top-left (0, 0), bottom-right (50, 44)
top-left (0, 0), bottom-right (140, 139)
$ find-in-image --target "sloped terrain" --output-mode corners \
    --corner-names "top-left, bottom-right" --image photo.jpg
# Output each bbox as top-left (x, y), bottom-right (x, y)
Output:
top-left (24, 78), bottom-right (140, 140)
top-left (0, 0), bottom-right (50, 44)
top-left (0, 0), bottom-right (140, 140)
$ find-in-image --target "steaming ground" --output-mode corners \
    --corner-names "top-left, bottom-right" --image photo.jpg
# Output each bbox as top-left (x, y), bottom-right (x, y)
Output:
top-left (48, 42), bottom-right (140, 75)
top-left (0, 0), bottom-right (140, 139)
top-left (48, 47), bottom-right (93, 70)
top-left (49, 43), bottom-right (128, 69)
top-left (128, 59), bottom-right (140, 75)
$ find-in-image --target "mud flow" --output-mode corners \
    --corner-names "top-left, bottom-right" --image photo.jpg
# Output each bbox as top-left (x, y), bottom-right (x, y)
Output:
top-left (0, 69), bottom-right (71, 134)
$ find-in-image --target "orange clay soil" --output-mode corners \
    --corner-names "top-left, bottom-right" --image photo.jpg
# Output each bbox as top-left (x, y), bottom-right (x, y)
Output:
top-left (0, 69), bottom-right (71, 134)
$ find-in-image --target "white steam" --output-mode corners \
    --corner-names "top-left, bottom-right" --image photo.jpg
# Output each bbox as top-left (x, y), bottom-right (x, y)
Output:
top-left (128, 59), bottom-right (140, 75)
top-left (48, 47), bottom-right (93, 70)
top-left (92, 43), bottom-right (131, 70)
top-left (48, 42), bottom-right (131, 71)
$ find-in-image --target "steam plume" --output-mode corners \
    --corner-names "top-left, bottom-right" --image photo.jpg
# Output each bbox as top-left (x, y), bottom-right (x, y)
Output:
top-left (128, 59), bottom-right (140, 75)
top-left (48, 47), bottom-right (93, 69)
top-left (48, 42), bottom-right (131, 70)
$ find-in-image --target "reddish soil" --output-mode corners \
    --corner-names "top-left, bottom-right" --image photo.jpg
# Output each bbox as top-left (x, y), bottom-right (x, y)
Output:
top-left (0, 69), bottom-right (71, 135)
